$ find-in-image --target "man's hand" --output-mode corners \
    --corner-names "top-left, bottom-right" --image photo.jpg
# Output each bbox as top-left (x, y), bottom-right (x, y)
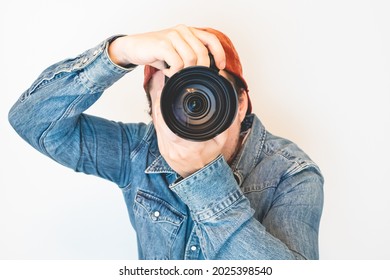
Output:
top-left (108, 24), bottom-right (226, 76)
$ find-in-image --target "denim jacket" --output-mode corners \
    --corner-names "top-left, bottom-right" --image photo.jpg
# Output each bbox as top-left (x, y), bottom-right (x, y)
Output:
top-left (9, 37), bottom-right (324, 260)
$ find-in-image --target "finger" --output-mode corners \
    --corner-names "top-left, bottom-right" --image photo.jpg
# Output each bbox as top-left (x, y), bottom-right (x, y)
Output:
top-left (155, 44), bottom-right (184, 77)
top-left (174, 25), bottom-right (210, 67)
top-left (150, 60), bottom-right (168, 71)
top-left (166, 27), bottom-right (201, 68)
top-left (158, 28), bottom-right (199, 77)
top-left (192, 28), bottom-right (226, 69)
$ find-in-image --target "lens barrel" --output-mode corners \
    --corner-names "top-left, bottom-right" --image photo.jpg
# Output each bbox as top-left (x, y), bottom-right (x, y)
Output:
top-left (160, 66), bottom-right (238, 141)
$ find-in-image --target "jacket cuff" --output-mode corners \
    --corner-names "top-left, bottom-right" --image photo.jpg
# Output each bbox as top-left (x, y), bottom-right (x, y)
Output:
top-left (78, 36), bottom-right (136, 92)
top-left (170, 155), bottom-right (243, 221)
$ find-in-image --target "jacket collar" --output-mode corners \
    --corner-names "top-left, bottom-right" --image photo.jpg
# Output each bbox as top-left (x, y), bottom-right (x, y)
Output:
top-left (230, 114), bottom-right (267, 183)
top-left (142, 123), bottom-right (176, 175)
top-left (145, 154), bottom-right (176, 174)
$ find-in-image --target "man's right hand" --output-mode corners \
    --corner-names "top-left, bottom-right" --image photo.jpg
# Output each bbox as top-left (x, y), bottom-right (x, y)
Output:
top-left (107, 24), bottom-right (226, 77)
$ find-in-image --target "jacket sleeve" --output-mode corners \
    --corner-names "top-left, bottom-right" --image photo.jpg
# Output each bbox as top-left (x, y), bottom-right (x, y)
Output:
top-left (170, 155), bottom-right (324, 260)
top-left (8, 37), bottom-right (140, 187)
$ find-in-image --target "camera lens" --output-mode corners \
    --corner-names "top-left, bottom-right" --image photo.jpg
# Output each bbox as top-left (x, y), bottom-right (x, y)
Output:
top-left (161, 66), bottom-right (238, 141)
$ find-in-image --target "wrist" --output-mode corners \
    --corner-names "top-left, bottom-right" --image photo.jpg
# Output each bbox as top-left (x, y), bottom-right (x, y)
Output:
top-left (108, 36), bottom-right (135, 68)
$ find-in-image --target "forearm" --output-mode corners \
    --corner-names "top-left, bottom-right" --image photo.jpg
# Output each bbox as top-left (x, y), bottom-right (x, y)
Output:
top-left (8, 37), bottom-right (133, 163)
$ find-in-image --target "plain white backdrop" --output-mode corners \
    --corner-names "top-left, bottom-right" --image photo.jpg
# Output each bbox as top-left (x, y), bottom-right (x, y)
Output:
top-left (1, 0), bottom-right (389, 260)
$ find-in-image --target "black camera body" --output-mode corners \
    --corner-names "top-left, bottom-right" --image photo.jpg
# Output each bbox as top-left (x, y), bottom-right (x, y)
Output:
top-left (160, 61), bottom-right (238, 142)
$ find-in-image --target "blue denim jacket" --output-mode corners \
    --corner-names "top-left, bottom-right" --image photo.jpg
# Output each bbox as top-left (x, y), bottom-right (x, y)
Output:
top-left (9, 37), bottom-right (324, 260)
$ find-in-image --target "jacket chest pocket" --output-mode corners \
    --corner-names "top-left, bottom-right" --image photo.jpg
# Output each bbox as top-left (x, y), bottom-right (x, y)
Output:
top-left (133, 190), bottom-right (185, 259)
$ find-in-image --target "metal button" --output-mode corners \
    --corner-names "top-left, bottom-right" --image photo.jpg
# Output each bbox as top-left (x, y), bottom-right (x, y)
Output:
top-left (153, 211), bottom-right (160, 218)
top-left (190, 245), bottom-right (197, 251)
top-left (92, 49), bottom-right (99, 56)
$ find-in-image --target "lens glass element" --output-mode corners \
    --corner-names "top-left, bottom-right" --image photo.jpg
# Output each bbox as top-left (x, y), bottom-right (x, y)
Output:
top-left (185, 93), bottom-right (206, 115)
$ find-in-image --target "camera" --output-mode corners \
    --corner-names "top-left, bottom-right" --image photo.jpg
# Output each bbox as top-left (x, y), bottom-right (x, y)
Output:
top-left (160, 57), bottom-right (238, 141)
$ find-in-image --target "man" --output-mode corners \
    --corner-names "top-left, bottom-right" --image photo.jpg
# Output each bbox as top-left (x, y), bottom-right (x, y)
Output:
top-left (9, 25), bottom-right (324, 260)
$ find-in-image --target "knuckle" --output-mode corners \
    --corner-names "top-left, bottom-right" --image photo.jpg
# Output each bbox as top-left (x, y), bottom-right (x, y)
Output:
top-left (166, 29), bottom-right (180, 40)
top-left (208, 33), bottom-right (218, 43)
top-left (174, 24), bottom-right (188, 32)
top-left (184, 54), bottom-right (197, 66)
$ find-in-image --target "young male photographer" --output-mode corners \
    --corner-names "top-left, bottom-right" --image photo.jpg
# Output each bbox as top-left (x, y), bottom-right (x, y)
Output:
top-left (9, 25), bottom-right (324, 259)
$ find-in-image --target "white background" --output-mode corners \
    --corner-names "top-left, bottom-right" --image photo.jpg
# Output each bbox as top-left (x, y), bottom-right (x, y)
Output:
top-left (1, 0), bottom-right (389, 260)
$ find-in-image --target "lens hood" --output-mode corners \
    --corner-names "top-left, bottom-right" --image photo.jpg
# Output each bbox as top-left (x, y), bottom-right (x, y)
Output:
top-left (160, 66), bottom-right (238, 141)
